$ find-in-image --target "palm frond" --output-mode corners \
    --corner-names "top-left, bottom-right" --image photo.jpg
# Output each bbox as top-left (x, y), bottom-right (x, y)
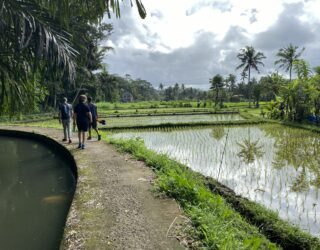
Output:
top-left (2, 0), bottom-right (78, 81)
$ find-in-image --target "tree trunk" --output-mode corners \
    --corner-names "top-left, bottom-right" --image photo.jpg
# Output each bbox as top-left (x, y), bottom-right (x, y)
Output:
top-left (248, 67), bottom-right (251, 108)
top-left (54, 85), bottom-right (57, 109)
top-left (289, 66), bottom-right (292, 82)
top-left (0, 76), bottom-right (6, 113)
top-left (215, 87), bottom-right (219, 107)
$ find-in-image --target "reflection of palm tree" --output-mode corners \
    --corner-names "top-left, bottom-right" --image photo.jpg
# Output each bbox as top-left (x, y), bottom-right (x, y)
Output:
top-left (261, 124), bottom-right (320, 191)
top-left (311, 171), bottom-right (320, 188)
top-left (291, 167), bottom-right (309, 192)
top-left (237, 139), bottom-right (264, 164)
top-left (210, 127), bottom-right (225, 141)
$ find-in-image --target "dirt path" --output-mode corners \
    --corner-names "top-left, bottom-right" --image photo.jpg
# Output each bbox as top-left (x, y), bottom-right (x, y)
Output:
top-left (1, 126), bottom-right (184, 250)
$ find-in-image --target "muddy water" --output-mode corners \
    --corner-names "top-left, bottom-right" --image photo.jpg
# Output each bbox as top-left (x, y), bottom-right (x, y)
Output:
top-left (0, 136), bottom-right (76, 250)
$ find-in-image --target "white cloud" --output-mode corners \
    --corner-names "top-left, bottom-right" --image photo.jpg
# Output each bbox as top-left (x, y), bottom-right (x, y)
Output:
top-left (103, 0), bottom-right (320, 89)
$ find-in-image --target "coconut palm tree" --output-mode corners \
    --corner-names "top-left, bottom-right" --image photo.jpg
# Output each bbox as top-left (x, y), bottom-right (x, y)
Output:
top-left (236, 46), bottom-right (266, 107)
top-left (0, 0), bottom-right (146, 114)
top-left (275, 44), bottom-right (305, 81)
top-left (210, 74), bottom-right (224, 107)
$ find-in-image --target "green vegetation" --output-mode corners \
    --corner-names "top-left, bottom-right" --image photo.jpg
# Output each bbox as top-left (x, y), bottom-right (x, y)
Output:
top-left (3, 0), bottom-right (320, 249)
top-left (107, 128), bottom-right (320, 249)
top-left (205, 179), bottom-right (320, 250)
top-left (11, 108), bottom-right (320, 249)
top-left (110, 124), bottom-right (320, 244)
top-left (236, 46), bottom-right (266, 108)
top-left (107, 136), bottom-right (279, 249)
top-left (0, 0), bottom-right (145, 116)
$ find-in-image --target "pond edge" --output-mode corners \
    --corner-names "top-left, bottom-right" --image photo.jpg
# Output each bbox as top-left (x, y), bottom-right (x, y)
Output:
top-left (0, 129), bottom-right (78, 248)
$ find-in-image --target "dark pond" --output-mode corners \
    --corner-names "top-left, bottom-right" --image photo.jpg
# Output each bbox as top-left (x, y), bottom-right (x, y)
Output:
top-left (0, 136), bottom-right (76, 250)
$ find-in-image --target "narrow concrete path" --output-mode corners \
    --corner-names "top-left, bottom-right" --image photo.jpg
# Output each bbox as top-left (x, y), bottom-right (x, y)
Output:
top-left (1, 126), bottom-right (184, 250)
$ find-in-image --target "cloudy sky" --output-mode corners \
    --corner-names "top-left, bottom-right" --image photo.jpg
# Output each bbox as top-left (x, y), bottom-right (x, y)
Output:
top-left (102, 0), bottom-right (320, 89)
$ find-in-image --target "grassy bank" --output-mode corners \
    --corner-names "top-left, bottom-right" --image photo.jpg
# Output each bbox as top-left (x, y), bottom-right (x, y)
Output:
top-left (204, 178), bottom-right (320, 249)
top-left (106, 136), bottom-right (279, 249)
top-left (107, 136), bottom-right (320, 249)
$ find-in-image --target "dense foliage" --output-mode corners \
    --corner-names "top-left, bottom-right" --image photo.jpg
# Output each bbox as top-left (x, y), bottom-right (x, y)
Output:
top-left (269, 59), bottom-right (320, 122)
top-left (0, 0), bottom-right (146, 115)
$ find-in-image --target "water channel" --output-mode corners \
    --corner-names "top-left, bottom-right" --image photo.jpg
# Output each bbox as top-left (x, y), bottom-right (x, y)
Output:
top-left (0, 135), bottom-right (76, 250)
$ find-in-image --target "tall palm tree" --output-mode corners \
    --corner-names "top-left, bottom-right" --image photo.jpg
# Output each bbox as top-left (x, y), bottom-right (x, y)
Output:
top-left (275, 44), bottom-right (305, 81)
top-left (210, 74), bottom-right (224, 107)
top-left (225, 74), bottom-right (236, 100)
top-left (236, 46), bottom-right (266, 107)
top-left (236, 46), bottom-right (266, 84)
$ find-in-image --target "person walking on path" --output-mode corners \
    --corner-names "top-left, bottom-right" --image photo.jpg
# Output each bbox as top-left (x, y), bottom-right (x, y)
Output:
top-left (73, 95), bottom-right (92, 149)
top-left (87, 96), bottom-right (101, 141)
top-left (59, 97), bottom-right (73, 143)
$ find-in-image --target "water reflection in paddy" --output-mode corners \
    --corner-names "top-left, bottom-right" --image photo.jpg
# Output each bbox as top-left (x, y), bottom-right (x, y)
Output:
top-left (0, 136), bottom-right (76, 250)
top-left (107, 113), bottom-right (244, 127)
top-left (112, 124), bottom-right (320, 236)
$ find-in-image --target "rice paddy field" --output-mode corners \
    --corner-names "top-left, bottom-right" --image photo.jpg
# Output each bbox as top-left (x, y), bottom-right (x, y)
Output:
top-left (7, 105), bottom-right (320, 243)
top-left (106, 113), bottom-right (244, 127)
top-left (8, 113), bottom-right (244, 129)
top-left (111, 124), bottom-right (320, 237)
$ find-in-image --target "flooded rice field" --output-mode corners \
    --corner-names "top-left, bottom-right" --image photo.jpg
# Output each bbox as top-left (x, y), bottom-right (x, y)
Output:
top-left (107, 113), bottom-right (244, 127)
top-left (111, 124), bottom-right (320, 236)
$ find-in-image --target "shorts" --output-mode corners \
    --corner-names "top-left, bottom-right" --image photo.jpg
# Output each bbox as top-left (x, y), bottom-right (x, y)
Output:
top-left (89, 119), bottom-right (97, 129)
top-left (77, 121), bottom-right (89, 132)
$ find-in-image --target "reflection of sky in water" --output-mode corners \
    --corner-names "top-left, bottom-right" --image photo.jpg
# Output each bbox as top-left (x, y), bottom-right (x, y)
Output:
top-left (107, 114), bottom-right (244, 127)
top-left (112, 125), bottom-right (320, 236)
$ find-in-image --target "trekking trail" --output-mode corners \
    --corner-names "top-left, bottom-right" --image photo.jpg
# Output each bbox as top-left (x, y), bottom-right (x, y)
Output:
top-left (1, 126), bottom-right (185, 250)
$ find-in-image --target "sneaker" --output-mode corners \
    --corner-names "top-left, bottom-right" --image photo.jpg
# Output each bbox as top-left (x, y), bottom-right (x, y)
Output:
top-left (87, 136), bottom-right (92, 140)
top-left (68, 139), bottom-right (72, 144)
top-left (81, 144), bottom-right (85, 149)
top-left (62, 138), bottom-right (67, 141)
top-left (98, 134), bottom-right (101, 141)
top-left (78, 143), bottom-right (82, 149)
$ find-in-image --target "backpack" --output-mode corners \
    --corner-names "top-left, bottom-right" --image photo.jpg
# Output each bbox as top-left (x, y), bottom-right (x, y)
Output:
top-left (60, 103), bottom-right (71, 119)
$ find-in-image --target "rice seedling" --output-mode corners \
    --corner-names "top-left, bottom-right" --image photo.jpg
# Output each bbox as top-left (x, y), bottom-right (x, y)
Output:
top-left (111, 124), bottom-right (320, 236)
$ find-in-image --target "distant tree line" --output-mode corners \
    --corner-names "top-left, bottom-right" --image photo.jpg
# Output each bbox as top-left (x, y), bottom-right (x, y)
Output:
top-left (1, 1), bottom-right (319, 127)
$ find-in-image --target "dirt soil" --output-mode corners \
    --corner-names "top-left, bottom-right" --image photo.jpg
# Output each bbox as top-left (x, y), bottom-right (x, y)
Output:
top-left (1, 126), bottom-right (185, 250)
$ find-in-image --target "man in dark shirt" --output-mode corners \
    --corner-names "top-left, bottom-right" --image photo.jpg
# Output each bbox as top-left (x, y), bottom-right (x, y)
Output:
top-left (87, 96), bottom-right (101, 141)
top-left (58, 97), bottom-right (73, 143)
top-left (73, 95), bottom-right (92, 149)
